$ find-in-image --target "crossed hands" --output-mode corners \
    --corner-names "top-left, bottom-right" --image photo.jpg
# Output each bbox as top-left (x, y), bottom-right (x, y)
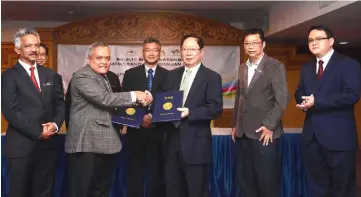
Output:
top-left (232, 126), bottom-right (274, 146)
top-left (40, 122), bottom-right (57, 140)
top-left (296, 94), bottom-right (315, 111)
top-left (134, 90), bottom-right (153, 106)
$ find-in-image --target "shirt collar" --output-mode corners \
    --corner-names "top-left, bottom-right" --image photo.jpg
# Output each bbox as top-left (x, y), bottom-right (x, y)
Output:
top-left (185, 63), bottom-right (201, 73)
top-left (19, 59), bottom-right (37, 71)
top-left (145, 64), bottom-right (157, 73)
top-left (316, 48), bottom-right (334, 65)
top-left (246, 53), bottom-right (264, 68)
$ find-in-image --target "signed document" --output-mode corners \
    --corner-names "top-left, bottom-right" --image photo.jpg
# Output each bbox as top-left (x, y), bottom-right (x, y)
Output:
top-left (152, 91), bottom-right (183, 122)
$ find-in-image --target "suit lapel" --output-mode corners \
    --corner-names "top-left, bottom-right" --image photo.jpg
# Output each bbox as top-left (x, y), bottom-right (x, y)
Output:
top-left (14, 62), bottom-right (42, 100)
top-left (140, 64), bottom-right (148, 90)
top-left (245, 55), bottom-right (266, 95)
top-left (37, 66), bottom-right (47, 102)
top-left (152, 65), bottom-right (163, 92)
top-left (238, 63), bottom-right (248, 95)
top-left (175, 67), bottom-right (185, 90)
top-left (184, 65), bottom-right (205, 106)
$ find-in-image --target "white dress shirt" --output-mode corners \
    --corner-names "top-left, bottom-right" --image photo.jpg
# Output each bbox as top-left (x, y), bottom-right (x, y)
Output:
top-left (19, 59), bottom-right (41, 91)
top-left (246, 54), bottom-right (264, 86)
top-left (181, 63), bottom-right (201, 102)
top-left (316, 49), bottom-right (334, 74)
top-left (145, 64), bottom-right (157, 77)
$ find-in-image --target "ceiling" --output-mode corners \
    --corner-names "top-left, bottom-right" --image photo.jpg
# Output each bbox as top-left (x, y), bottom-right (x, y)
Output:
top-left (267, 1), bottom-right (361, 47)
top-left (2, 1), bottom-right (361, 46)
top-left (1, 1), bottom-right (273, 24)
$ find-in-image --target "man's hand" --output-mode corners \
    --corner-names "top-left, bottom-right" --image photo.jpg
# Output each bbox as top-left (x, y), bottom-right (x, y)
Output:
top-left (40, 123), bottom-right (57, 140)
top-left (177, 108), bottom-right (189, 118)
top-left (134, 91), bottom-right (153, 106)
top-left (142, 114), bottom-right (152, 128)
top-left (232, 127), bottom-right (236, 143)
top-left (296, 94), bottom-right (314, 110)
top-left (255, 126), bottom-right (273, 146)
top-left (121, 126), bottom-right (127, 135)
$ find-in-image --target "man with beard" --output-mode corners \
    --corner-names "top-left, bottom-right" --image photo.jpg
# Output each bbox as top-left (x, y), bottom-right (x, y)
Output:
top-left (122, 37), bottom-right (169, 197)
top-left (1, 28), bottom-right (65, 197)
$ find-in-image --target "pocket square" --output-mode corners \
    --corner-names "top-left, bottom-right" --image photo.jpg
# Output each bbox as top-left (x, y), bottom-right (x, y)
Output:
top-left (43, 82), bottom-right (53, 86)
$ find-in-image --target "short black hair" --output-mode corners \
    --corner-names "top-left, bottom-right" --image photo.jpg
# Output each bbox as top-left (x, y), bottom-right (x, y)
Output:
top-left (40, 43), bottom-right (49, 56)
top-left (308, 25), bottom-right (334, 38)
top-left (143, 37), bottom-right (161, 46)
top-left (180, 34), bottom-right (204, 49)
top-left (243, 28), bottom-right (265, 42)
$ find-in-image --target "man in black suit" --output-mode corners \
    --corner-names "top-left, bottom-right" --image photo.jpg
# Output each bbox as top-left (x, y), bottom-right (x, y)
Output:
top-left (65, 70), bottom-right (122, 129)
top-left (1, 28), bottom-right (65, 197)
top-left (122, 37), bottom-right (169, 197)
top-left (164, 34), bottom-right (223, 197)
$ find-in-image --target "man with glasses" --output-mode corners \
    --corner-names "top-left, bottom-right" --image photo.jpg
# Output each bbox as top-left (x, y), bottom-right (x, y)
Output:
top-left (163, 34), bottom-right (223, 197)
top-left (232, 28), bottom-right (290, 197)
top-left (122, 37), bottom-right (169, 197)
top-left (295, 25), bottom-right (361, 197)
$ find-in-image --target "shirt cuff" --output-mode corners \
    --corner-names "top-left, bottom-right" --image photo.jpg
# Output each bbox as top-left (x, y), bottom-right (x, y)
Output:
top-left (52, 122), bottom-right (59, 133)
top-left (130, 91), bottom-right (136, 103)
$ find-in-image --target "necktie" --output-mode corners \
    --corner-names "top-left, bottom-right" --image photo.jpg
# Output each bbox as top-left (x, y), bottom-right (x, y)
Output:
top-left (317, 60), bottom-right (324, 80)
top-left (29, 67), bottom-right (40, 92)
top-left (147, 69), bottom-right (154, 91)
top-left (180, 70), bottom-right (192, 106)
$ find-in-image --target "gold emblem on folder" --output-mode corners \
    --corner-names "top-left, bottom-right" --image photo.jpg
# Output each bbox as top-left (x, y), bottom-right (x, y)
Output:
top-left (125, 108), bottom-right (136, 115)
top-left (163, 102), bottom-right (173, 110)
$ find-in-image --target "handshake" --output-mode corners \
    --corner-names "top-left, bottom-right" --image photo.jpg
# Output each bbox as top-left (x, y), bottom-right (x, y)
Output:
top-left (134, 90), bottom-right (153, 106)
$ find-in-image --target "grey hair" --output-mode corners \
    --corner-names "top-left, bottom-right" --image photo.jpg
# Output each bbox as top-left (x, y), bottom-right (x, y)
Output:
top-left (13, 28), bottom-right (40, 48)
top-left (87, 42), bottom-right (109, 57)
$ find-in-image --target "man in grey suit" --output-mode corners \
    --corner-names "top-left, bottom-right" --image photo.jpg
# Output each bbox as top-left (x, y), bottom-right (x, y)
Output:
top-left (232, 28), bottom-right (290, 197)
top-left (65, 42), bottom-right (152, 197)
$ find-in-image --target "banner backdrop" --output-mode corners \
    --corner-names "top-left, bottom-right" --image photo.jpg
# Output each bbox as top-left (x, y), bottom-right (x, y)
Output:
top-left (58, 45), bottom-right (240, 108)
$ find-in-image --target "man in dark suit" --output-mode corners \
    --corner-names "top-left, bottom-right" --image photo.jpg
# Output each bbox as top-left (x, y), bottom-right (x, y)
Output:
top-left (64, 70), bottom-right (122, 129)
top-left (231, 28), bottom-right (290, 197)
top-left (65, 42), bottom-right (152, 197)
top-left (295, 25), bottom-right (361, 197)
top-left (163, 34), bottom-right (223, 197)
top-left (122, 37), bottom-right (168, 197)
top-left (1, 28), bottom-right (65, 197)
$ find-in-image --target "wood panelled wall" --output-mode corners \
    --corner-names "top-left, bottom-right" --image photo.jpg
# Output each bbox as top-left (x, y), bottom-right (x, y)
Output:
top-left (1, 11), bottom-right (360, 148)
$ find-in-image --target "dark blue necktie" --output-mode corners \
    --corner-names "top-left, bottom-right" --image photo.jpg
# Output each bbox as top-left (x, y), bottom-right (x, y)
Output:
top-left (147, 69), bottom-right (154, 91)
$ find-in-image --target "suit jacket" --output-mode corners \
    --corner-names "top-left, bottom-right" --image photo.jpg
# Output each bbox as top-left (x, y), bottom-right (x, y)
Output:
top-left (64, 65), bottom-right (133, 154)
top-left (294, 52), bottom-right (361, 151)
top-left (165, 64), bottom-right (223, 164)
top-left (232, 54), bottom-right (290, 139)
top-left (1, 62), bottom-right (65, 158)
top-left (65, 70), bottom-right (122, 128)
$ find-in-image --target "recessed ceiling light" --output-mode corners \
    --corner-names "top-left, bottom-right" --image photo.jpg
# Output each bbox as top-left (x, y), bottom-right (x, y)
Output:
top-left (68, 11), bottom-right (74, 15)
top-left (339, 41), bottom-right (348, 45)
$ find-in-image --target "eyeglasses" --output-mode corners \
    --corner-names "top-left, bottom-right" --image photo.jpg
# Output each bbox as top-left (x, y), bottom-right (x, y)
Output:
top-left (244, 42), bottom-right (262, 47)
top-left (143, 48), bottom-right (160, 53)
top-left (308, 37), bottom-right (329, 44)
top-left (181, 48), bottom-right (201, 53)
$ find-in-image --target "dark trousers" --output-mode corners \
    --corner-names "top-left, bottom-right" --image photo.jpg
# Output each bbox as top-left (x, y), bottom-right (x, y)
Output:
top-left (126, 128), bottom-right (165, 197)
top-left (67, 152), bottom-right (119, 197)
top-left (303, 137), bottom-right (356, 197)
top-left (164, 128), bottom-right (209, 197)
top-left (235, 136), bottom-right (281, 197)
top-left (7, 147), bottom-right (57, 197)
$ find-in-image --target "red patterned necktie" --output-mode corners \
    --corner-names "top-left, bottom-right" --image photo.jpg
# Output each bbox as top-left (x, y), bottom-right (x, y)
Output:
top-left (317, 60), bottom-right (324, 80)
top-left (30, 67), bottom-right (40, 92)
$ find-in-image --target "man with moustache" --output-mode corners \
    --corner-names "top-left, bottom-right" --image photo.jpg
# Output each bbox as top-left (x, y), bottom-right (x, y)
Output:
top-left (1, 28), bottom-right (65, 197)
top-left (295, 25), bottom-right (361, 197)
top-left (232, 28), bottom-right (290, 197)
top-left (65, 42), bottom-right (153, 197)
top-left (122, 37), bottom-right (168, 197)
top-left (163, 34), bottom-right (223, 197)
